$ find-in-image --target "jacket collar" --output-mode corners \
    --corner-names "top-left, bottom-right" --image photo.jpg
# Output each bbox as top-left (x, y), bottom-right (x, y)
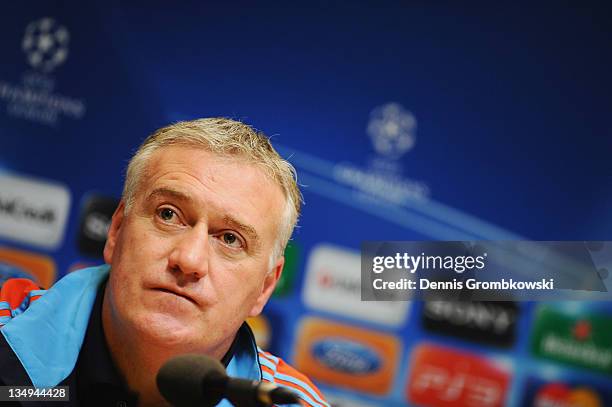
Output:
top-left (1, 265), bottom-right (262, 388)
top-left (1, 265), bottom-right (108, 388)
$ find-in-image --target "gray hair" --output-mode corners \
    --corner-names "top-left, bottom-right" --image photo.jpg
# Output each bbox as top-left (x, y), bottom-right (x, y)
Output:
top-left (123, 118), bottom-right (302, 260)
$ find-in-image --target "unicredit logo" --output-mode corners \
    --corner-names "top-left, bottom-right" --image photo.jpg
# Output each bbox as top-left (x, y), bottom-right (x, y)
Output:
top-left (303, 244), bottom-right (411, 327)
top-left (0, 173), bottom-right (70, 249)
top-left (0, 197), bottom-right (56, 223)
top-left (317, 271), bottom-right (360, 293)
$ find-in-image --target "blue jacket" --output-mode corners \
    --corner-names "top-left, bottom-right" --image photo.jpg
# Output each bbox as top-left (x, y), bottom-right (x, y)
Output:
top-left (0, 265), bottom-right (328, 407)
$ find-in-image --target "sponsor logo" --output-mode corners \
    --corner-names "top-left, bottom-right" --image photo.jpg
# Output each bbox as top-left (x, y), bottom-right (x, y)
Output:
top-left (0, 173), bottom-right (71, 250)
top-left (273, 242), bottom-right (299, 297)
top-left (530, 306), bottom-right (612, 375)
top-left (312, 339), bottom-right (381, 375)
top-left (522, 377), bottom-right (611, 407)
top-left (0, 17), bottom-right (86, 125)
top-left (302, 244), bottom-right (410, 327)
top-left (422, 300), bottom-right (518, 347)
top-left (293, 317), bottom-right (400, 395)
top-left (0, 262), bottom-right (33, 287)
top-left (325, 393), bottom-right (379, 407)
top-left (76, 195), bottom-right (119, 258)
top-left (535, 383), bottom-right (603, 407)
top-left (0, 247), bottom-right (56, 288)
top-left (406, 343), bottom-right (511, 407)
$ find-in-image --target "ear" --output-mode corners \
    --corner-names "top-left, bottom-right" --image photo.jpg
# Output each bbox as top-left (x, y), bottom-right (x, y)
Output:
top-left (248, 256), bottom-right (284, 317)
top-left (103, 200), bottom-right (126, 265)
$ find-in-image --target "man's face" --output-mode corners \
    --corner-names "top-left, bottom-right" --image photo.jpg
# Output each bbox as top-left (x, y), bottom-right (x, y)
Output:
top-left (103, 146), bottom-right (285, 357)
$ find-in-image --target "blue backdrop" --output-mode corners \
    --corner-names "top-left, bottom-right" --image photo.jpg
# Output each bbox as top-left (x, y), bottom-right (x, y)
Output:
top-left (1, 2), bottom-right (611, 406)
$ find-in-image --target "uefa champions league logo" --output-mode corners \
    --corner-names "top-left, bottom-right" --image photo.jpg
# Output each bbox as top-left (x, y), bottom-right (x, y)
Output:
top-left (331, 102), bottom-right (428, 204)
top-left (367, 103), bottom-right (417, 159)
top-left (0, 17), bottom-right (84, 125)
top-left (22, 17), bottom-right (70, 73)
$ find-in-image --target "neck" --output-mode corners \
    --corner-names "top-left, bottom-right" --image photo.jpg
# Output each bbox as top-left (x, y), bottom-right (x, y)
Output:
top-left (101, 290), bottom-right (234, 407)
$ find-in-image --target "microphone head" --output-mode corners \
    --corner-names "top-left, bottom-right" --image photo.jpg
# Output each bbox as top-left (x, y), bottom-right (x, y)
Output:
top-left (157, 354), bottom-right (228, 407)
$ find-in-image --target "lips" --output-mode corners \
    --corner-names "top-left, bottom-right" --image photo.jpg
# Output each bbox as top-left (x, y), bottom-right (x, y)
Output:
top-left (152, 286), bottom-right (199, 306)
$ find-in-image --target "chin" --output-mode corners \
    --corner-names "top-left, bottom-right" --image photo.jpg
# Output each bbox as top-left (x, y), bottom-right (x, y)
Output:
top-left (134, 312), bottom-right (203, 348)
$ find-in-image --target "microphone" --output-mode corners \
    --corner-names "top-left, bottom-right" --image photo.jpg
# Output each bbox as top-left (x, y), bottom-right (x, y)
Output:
top-left (156, 354), bottom-right (302, 407)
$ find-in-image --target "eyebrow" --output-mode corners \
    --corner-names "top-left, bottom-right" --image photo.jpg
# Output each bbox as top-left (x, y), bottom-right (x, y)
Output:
top-left (222, 215), bottom-right (260, 246)
top-left (147, 187), bottom-right (192, 203)
top-left (147, 187), bottom-right (261, 246)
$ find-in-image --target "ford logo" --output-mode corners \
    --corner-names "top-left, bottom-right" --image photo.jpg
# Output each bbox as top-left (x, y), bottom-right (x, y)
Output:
top-left (312, 339), bottom-right (381, 374)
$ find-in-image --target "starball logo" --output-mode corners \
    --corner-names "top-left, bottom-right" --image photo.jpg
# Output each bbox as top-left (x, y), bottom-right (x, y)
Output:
top-left (367, 102), bottom-right (417, 159)
top-left (22, 17), bottom-right (70, 73)
top-left (330, 102), bottom-right (430, 207)
top-left (0, 17), bottom-right (86, 126)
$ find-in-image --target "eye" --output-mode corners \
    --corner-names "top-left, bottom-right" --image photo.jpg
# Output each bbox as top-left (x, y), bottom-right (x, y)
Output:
top-left (221, 232), bottom-right (243, 249)
top-left (157, 207), bottom-right (180, 224)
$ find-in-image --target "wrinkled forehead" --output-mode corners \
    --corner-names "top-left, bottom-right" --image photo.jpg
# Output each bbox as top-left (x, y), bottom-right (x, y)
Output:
top-left (140, 145), bottom-right (280, 192)
top-left (142, 146), bottom-right (286, 224)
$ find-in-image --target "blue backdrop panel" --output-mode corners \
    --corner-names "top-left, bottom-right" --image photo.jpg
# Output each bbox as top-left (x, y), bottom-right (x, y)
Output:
top-left (1, 2), bottom-right (611, 406)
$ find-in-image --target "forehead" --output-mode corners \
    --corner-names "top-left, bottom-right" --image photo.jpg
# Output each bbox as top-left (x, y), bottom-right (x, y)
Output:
top-left (139, 146), bottom-right (285, 237)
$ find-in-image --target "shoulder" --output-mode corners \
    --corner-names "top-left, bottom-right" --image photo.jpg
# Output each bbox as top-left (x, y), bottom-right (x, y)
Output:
top-left (257, 348), bottom-right (330, 407)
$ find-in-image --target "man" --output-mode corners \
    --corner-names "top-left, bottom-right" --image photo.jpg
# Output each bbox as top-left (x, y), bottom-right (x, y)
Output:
top-left (0, 118), bottom-right (329, 407)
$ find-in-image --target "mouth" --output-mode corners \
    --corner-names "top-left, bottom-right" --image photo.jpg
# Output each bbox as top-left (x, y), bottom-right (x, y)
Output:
top-left (153, 287), bottom-right (199, 306)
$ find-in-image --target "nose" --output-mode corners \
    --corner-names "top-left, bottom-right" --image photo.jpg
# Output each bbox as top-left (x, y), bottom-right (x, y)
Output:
top-left (168, 224), bottom-right (209, 280)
